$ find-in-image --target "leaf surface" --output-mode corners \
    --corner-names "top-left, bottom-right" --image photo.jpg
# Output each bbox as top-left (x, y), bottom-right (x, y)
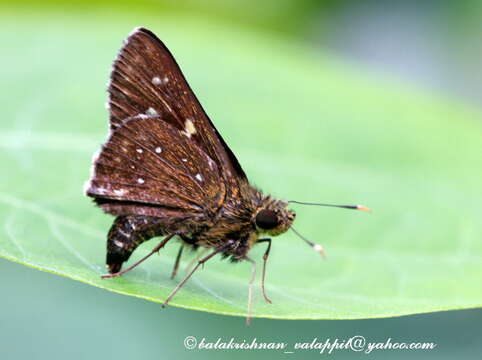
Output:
top-left (1, 14), bottom-right (481, 319)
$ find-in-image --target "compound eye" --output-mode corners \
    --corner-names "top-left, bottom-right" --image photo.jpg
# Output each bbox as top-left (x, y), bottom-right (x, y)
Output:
top-left (255, 209), bottom-right (279, 230)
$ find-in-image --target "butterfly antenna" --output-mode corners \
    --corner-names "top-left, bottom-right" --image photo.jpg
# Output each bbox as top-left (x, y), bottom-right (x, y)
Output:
top-left (288, 200), bottom-right (372, 213)
top-left (291, 227), bottom-right (326, 258)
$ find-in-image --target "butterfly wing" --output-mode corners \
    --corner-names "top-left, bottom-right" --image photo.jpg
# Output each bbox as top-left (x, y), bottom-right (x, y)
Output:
top-left (107, 27), bottom-right (247, 199)
top-left (85, 115), bottom-right (225, 218)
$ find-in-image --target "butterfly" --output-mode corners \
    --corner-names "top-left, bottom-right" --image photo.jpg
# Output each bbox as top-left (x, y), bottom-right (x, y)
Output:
top-left (84, 27), bottom-right (370, 324)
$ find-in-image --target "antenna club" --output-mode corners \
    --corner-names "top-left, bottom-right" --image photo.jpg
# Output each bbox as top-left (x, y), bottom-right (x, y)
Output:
top-left (357, 205), bottom-right (372, 213)
top-left (313, 243), bottom-right (327, 258)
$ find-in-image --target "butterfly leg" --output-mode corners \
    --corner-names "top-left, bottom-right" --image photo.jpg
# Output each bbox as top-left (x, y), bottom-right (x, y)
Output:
top-left (170, 244), bottom-right (184, 279)
top-left (162, 240), bottom-right (236, 307)
top-left (257, 238), bottom-right (272, 304)
top-left (244, 256), bottom-right (257, 326)
top-left (103, 233), bottom-right (175, 279)
top-left (103, 215), bottom-right (171, 276)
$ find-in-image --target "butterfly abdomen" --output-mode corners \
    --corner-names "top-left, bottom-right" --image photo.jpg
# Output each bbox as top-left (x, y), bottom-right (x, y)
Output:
top-left (106, 215), bottom-right (168, 273)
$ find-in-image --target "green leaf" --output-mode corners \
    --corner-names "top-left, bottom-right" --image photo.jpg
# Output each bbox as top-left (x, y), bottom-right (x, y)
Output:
top-left (1, 12), bottom-right (481, 320)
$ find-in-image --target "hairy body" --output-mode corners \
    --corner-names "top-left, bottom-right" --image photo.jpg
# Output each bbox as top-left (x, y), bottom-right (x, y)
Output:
top-left (104, 185), bottom-right (295, 273)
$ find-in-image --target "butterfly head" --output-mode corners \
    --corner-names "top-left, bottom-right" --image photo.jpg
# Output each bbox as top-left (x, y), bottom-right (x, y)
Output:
top-left (254, 198), bottom-right (295, 236)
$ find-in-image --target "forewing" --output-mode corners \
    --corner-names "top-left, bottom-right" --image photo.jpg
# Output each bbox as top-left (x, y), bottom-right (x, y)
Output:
top-left (85, 115), bottom-right (225, 217)
top-left (107, 27), bottom-right (248, 198)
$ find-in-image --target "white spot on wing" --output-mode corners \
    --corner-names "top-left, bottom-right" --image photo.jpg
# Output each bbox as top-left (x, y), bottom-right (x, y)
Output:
top-left (195, 173), bottom-right (203, 182)
top-left (155, 147), bottom-right (162, 154)
top-left (152, 75), bottom-right (169, 85)
top-left (146, 107), bottom-right (158, 116)
top-left (136, 148), bottom-right (143, 153)
top-left (182, 119), bottom-right (197, 138)
top-left (208, 158), bottom-right (215, 170)
top-left (137, 178), bottom-right (145, 184)
top-left (114, 189), bottom-right (127, 196)
top-left (138, 114), bottom-right (149, 119)
top-left (181, 158), bottom-right (188, 162)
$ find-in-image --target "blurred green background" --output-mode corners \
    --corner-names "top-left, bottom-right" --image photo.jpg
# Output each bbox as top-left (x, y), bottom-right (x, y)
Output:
top-left (1, 0), bottom-right (481, 359)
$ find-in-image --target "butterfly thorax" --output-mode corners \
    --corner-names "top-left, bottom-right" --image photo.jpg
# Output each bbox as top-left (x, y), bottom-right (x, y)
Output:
top-left (192, 185), bottom-right (296, 261)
